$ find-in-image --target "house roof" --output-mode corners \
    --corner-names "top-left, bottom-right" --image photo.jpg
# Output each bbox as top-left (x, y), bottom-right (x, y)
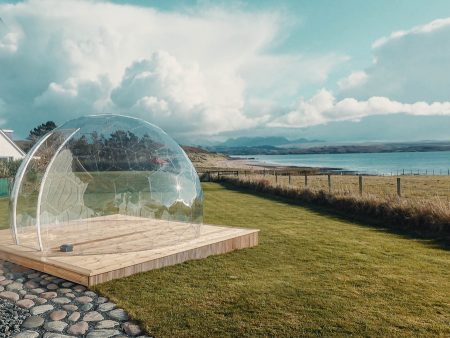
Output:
top-left (0, 129), bottom-right (26, 157)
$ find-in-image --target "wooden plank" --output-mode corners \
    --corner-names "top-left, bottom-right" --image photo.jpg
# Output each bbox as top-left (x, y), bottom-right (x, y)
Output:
top-left (88, 231), bottom-right (259, 286)
top-left (0, 217), bottom-right (259, 287)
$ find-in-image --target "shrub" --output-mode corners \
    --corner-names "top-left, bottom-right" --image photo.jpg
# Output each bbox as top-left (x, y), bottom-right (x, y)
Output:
top-left (212, 175), bottom-right (450, 239)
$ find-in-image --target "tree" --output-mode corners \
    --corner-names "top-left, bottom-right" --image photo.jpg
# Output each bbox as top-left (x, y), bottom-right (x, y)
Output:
top-left (28, 121), bottom-right (57, 143)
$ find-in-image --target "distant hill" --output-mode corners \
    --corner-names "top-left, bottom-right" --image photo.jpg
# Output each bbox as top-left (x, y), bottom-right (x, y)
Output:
top-left (208, 141), bottom-right (450, 155)
top-left (218, 136), bottom-right (320, 148)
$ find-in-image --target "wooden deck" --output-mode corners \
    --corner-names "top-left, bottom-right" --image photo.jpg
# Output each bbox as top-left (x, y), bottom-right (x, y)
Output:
top-left (0, 216), bottom-right (259, 286)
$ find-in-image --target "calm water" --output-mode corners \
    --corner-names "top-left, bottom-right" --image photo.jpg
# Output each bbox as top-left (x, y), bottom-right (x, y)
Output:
top-left (234, 151), bottom-right (450, 175)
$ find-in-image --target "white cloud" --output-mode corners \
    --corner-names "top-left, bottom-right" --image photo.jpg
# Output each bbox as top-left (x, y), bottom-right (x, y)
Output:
top-left (340, 17), bottom-right (450, 103)
top-left (111, 51), bottom-right (261, 134)
top-left (337, 71), bottom-right (367, 90)
top-left (269, 90), bottom-right (450, 128)
top-left (0, 0), bottom-right (344, 137)
top-left (372, 17), bottom-right (450, 48)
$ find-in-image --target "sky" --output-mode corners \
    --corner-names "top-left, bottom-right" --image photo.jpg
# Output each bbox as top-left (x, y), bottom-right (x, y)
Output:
top-left (1, 0), bottom-right (450, 144)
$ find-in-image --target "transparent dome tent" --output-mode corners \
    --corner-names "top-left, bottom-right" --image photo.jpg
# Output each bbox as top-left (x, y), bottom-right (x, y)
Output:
top-left (10, 115), bottom-right (203, 255)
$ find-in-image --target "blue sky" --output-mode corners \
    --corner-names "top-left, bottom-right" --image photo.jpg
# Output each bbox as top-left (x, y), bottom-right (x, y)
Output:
top-left (1, 0), bottom-right (450, 143)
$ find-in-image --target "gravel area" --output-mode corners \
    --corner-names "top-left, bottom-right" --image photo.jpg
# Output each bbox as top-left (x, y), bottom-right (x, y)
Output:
top-left (0, 298), bottom-right (30, 337)
top-left (0, 260), bottom-right (151, 338)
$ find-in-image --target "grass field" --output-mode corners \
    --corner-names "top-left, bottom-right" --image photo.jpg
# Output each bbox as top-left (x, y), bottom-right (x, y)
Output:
top-left (0, 197), bottom-right (8, 230)
top-left (95, 183), bottom-right (450, 337)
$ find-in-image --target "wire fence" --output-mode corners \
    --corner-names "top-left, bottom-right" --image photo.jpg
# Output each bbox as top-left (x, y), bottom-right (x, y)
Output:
top-left (199, 170), bottom-right (450, 201)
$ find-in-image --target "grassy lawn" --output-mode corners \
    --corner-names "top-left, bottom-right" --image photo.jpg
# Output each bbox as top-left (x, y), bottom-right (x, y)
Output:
top-left (95, 183), bottom-right (450, 337)
top-left (0, 197), bottom-right (8, 229)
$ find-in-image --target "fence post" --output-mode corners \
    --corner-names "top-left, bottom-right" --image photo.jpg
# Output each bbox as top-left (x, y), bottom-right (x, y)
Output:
top-left (275, 172), bottom-right (278, 183)
top-left (327, 174), bottom-right (332, 193)
top-left (397, 177), bottom-right (401, 197)
top-left (288, 173), bottom-right (291, 185)
top-left (304, 174), bottom-right (308, 187)
top-left (359, 175), bottom-right (363, 196)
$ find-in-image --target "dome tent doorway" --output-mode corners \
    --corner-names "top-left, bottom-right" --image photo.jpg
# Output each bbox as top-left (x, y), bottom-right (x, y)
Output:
top-left (0, 115), bottom-right (259, 286)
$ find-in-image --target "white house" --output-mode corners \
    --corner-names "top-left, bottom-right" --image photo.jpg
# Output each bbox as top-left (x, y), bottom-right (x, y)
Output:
top-left (0, 129), bottom-right (25, 161)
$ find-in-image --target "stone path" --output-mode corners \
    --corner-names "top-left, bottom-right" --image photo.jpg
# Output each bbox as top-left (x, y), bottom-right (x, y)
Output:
top-left (0, 260), bottom-right (150, 338)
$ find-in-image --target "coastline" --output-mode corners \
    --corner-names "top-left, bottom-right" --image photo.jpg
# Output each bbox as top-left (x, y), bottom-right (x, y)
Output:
top-left (192, 155), bottom-right (329, 173)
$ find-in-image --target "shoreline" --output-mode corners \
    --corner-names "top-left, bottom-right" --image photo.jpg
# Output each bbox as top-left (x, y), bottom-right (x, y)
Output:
top-left (227, 156), bottom-right (343, 172)
top-left (194, 157), bottom-right (340, 173)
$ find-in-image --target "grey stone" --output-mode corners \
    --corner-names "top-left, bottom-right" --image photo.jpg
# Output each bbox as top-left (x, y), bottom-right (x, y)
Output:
top-left (30, 304), bottom-right (53, 315)
top-left (58, 288), bottom-right (71, 294)
top-left (75, 296), bottom-right (93, 304)
top-left (80, 303), bottom-right (93, 311)
top-left (63, 304), bottom-right (78, 311)
top-left (0, 290), bottom-right (20, 301)
top-left (31, 288), bottom-right (45, 294)
top-left (108, 308), bottom-right (129, 321)
top-left (44, 321), bottom-right (68, 332)
top-left (27, 273), bottom-right (40, 279)
top-left (83, 311), bottom-right (104, 321)
top-left (66, 292), bottom-right (76, 298)
top-left (96, 320), bottom-right (119, 329)
top-left (67, 321), bottom-right (89, 335)
top-left (86, 330), bottom-right (121, 338)
top-left (19, 289), bottom-right (27, 295)
top-left (24, 281), bottom-right (39, 289)
top-left (68, 311), bottom-right (80, 322)
top-left (61, 282), bottom-right (73, 288)
top-left (24, 294), bottom-right (37, 300)
top-left (73, 285), bottom-right (86, 293)
top-left (22, 316), bottom-right (45, 329)
top-left (122, 321), bottom-right (143, 336)
top-left (0, 275), bottom-right (5, 281)
top-left (16, 298), bottom-right (35, 309)
top-left (41, 292), bottom-right (57, 299)
top-left (0, 279), bottom-right (12, 285)
top-left (35, 297), bottom-right (47, 304)
top-left (43, 334), bottom-right (77, 338)
top-left (13, 330), bottom-right (40, 338)
top-left (52, 297), bottom-right (71, 304)
top-left (6, 282), bottom-right (23, 291)
top-left (98, 302), bottom-right (116, 312)
top-left (84, 291), bottom-right (97, 297)
top-left (50, 310), bottom-right (67, 321)
top-left (47, 283), bottom-right (59, 290)
top-left (97, 297), bottom-right (108, 304)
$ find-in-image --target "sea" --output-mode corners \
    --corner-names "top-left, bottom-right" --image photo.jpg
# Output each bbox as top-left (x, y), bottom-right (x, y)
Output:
top-left (233, 151), bottom-right (450, 176)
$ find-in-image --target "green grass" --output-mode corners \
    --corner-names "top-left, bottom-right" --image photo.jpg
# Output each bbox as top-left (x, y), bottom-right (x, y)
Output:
top-left (0, 197), bottom-right (8, 229)
top-left (95, 183), bottom-right (450, 337)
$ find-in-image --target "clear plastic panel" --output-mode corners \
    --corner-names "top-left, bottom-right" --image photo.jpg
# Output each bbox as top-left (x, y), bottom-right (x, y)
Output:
top-left (12, 115), bottom-right (203, 255)
top-left (11, 129), bottom-right (78, 250)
